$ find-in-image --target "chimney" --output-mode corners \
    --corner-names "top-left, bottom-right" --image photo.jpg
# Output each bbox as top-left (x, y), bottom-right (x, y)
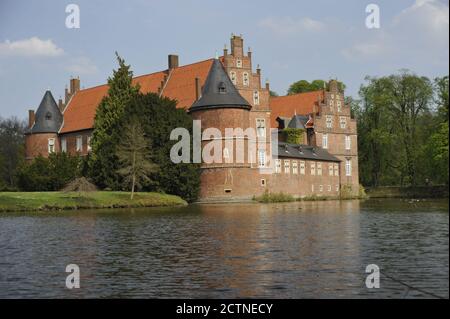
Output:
top-left (70, 77), bottom-right (80, 94)
top-left (195, 77), bottom-right (201, 100)
top-left (65, 86), bottom-right (69, 104)
top-left (58, 98), bottom-right (64, 112)
top-left (265, 81), bottom-right (270, 91)
top-left (223, 45), bottom-right (228, 57)
top-left (28, 110), bottom-right (35, 129)
top-left (168, 54), bottom-right (179, 70)
top-left (256, 64), bottom-right (261, 76)
top-left (231, 34), bottom-right (244, 57)
top-left (247, 48), bottom-right (252, 59)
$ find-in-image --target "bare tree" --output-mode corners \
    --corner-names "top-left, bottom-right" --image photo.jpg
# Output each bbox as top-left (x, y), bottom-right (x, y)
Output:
top-left (116, 118), bottom-right (158, 199)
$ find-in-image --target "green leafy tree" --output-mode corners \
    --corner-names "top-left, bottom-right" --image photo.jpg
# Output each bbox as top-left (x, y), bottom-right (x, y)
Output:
top-left (287, 79), bottom-right (345, 95)
top-left (17, 153), bottom-right (81, 191)
top-left (121, 93), bottom-right (201, 202)
top-left (116, 117), bottom-right (158, 199)
top-left (88, 53), bottom-right (140, 189)
top-left (0, 117), bottom-right (26, 189)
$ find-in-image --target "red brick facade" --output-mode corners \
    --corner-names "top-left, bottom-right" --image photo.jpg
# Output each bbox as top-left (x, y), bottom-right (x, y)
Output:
top-left (25, 35), bottom-right (359, 200)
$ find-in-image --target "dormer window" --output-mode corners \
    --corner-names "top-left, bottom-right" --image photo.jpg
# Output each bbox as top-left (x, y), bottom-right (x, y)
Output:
top-left (218, 82), bottom-right (227, 94)
top-left (45, 112), bottom-right (52, 120)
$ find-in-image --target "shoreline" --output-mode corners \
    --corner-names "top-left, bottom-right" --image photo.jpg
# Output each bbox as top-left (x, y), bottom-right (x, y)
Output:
top-left (0, 191), bottom-right (187, 213)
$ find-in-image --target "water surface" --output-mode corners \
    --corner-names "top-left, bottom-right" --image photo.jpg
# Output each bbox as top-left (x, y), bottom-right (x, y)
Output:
top-left (0, 199), bottom-right (448, 298)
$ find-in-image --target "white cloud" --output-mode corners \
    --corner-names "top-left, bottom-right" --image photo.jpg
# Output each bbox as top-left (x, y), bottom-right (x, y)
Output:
top-left (65, 56), bottom-right (98, 75)
top-left (259, 16), bottom-right (325, 35)
top-left (0, 37), bottom-right (64, 57)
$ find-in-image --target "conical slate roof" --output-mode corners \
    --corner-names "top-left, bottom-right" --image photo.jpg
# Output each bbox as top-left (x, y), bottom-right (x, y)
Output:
top-left (287, 115), bottom-right (308, 129)
top-left (189, 58), bottom-right (251, 112)
top-left (30, 90), bottom-right (63, 134)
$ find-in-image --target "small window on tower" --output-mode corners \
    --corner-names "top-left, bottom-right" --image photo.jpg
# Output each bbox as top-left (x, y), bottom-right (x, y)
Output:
top-left (253, 90), bottom-right (260, 105)
top-left (218, 82), bottom-right (227, 94)
top-left (236, 59), bottom-right (242, 68)
top-left (230, 71), bottom-right (237, 85)
top-left (243, 72), bottom-right (249, 86)
top-left (45, 112), bottom-right (52, 120)
top-left (48, 138), bottom-right (55, 153)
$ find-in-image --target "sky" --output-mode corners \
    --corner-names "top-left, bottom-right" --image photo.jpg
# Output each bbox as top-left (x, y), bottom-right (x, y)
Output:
top-left (0, 0), bottom-right (448, 119)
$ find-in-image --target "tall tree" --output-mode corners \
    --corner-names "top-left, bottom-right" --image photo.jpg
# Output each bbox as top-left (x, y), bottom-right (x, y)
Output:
top-left (116, 117), bottom-right (158, 199)
top-left (0, 117), bottom-right (26, 189)
top-left (88, 53), bottom-right (140, 189)
top-left (287, 79), bottom-right (345, 95)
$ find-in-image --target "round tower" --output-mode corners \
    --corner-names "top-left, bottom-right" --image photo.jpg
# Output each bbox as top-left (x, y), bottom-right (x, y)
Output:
top-left (189, 58), bottom-right (256, 200)
top-left (25, 90), bottom-right (63, 160)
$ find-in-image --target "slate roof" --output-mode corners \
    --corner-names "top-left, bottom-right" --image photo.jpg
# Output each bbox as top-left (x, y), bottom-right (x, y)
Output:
top-left (189, 58), bottom-right (251, 112)
top-left (27, 90), bottom-right (63, 134)
top-left (277, 142), bottom-right (340, 162)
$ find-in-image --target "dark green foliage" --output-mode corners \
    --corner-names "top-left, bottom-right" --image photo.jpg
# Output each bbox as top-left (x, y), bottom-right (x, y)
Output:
top-left (356, 72), bottom-right (448, 187)
top-left (119, 93), bottom-right (201, 202)
top-left (88, 53), bottom-right (140, 189)
top-left (0, 117), bottom-right (26, 190)
top-left (17, 153), bottom-right (82, 191)
top-left (287, 79), bottom-right (345, 95)
top-left (281, 128), bottom-right (305, 144)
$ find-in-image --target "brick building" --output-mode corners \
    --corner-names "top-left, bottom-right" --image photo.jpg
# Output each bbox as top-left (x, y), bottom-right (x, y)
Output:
top-left (25, 35), bottom-right (359, 200)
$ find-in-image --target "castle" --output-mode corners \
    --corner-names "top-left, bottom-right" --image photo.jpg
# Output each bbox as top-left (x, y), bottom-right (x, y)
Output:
top-left (25, 35), bottom-right (359, 200)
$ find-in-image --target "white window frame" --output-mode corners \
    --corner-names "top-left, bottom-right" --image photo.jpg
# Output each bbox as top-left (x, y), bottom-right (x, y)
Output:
top-left (336, 184), bottom-right (340, 192)
top-left (326, 115), bottom-right (333, 128)
top-left (275, 159), bottom-right (281, 173)
top-left (253, 90), bottom-right (260, 105)
top-left (345, 135), bottom-right (351, 150)
top-left (317, 162), bottom-right (322, 176)
top-left (322, 133), bottom-right (328, 149)
top-left (328, 185), bottom-right (332, 192)
top-left (337, 99), bottom-right (342, 112)
top-left (258, 150), bottom-right (266, 168)
top-left (76, 136), bottom-right (83, 152)
top-left (346, 159), bottom-right (352, 176)
top-left (300, 161), bottom-right (305, 175)
top-left (340, 116), bottom-right (347, 129)
top-left (61, 137), bottom-right (67, 153)
top-left (236, 59), bottom-right (242, 68)
top-left (310, 162), bottom-right (316, 175)
top-left (230, 71), bottom-right (237, 85)
top-left (319, 185), bottom-right (323, 192)
top-left (243, 72), bottom-right (249, 86)
top-left (261, 178), bottom-right (266, 187)
top-left (256, 118), bottom-right (266, 138)
top-left (292, 161), bottom-right (298, 174)
top-left (284, 160), bottom-right (290, 174)
top-left (48, 138), bottom-right (55, 154)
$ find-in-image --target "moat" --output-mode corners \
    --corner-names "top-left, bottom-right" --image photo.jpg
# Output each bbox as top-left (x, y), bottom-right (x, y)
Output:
top-left (0, 199), bottom-right (448, 298)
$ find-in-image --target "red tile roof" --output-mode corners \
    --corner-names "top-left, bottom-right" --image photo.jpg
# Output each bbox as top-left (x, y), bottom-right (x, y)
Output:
top-left (60, 59), bottom-right (214, 133)
top-left (269, 90), bottom-right (323, 128)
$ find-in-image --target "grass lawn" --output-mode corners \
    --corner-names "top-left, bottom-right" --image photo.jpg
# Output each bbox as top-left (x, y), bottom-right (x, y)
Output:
top-left (0, 191), bottom-right (187, 212)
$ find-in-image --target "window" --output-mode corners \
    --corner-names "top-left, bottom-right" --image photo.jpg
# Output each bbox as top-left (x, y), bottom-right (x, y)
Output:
top-left (292, 161), bottom-right (298, 174)
top-left (275, 159), bottom-right (281, 173)
top-left (48, 138), bottom-right (55, 153)
top-left (258, 150), bottom-right (266, 168)
top-left (334, 163), bottom-right (339, 176)
top-left (319, 185), bottom-right (323, 192)
top-left (45, 112), bottom-right (52, 120)
top-left (230, 71), bottom-right (237, 85)
top-left (236, 59), bottom-right (242, 68)
top-left (329, 99), bottom-right (334, 108)
top-left (328, 164), bottom-right (333, 176)
top-left (340, 116), bottom-right (347, 129)
top-left (326, 115), bottom-right (333, 128)
top-left (346, 159), bottom-right (352, 176)
top-left (311, 184), bottom-right (314, 192)
top-left (61, 138), bottom-right (67, 153)
top-left (256, 118), bottom-right (266, 138)
top-left (336, 184), bottom-right (340, 192)
top-left (337, 99), bottom-right (342, 112)
top-left (328, 185), bottom-right (332, 192)
top-left (345, 135), bottom-right (351, 150)
top-left (87, 136), bottom-right (92, 152)
top-left (284, 160), bottom-right (290, 174)
top-left (322, 134), bottom-right (328, 149)
top-left (261, 179), bottom-right (266, 187)
top-left (253, 90), bottom-right (260, 105)
top-left (310, 162), bottom-right (316, 175)
top-left (300, 161), bottom-right (305, 175)
top-left (76, 136), bottom-right (83, 152)
top-left (317, 163), bottom-right (322, 176)
top-left (243, 72), bottom-right (249, 86)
